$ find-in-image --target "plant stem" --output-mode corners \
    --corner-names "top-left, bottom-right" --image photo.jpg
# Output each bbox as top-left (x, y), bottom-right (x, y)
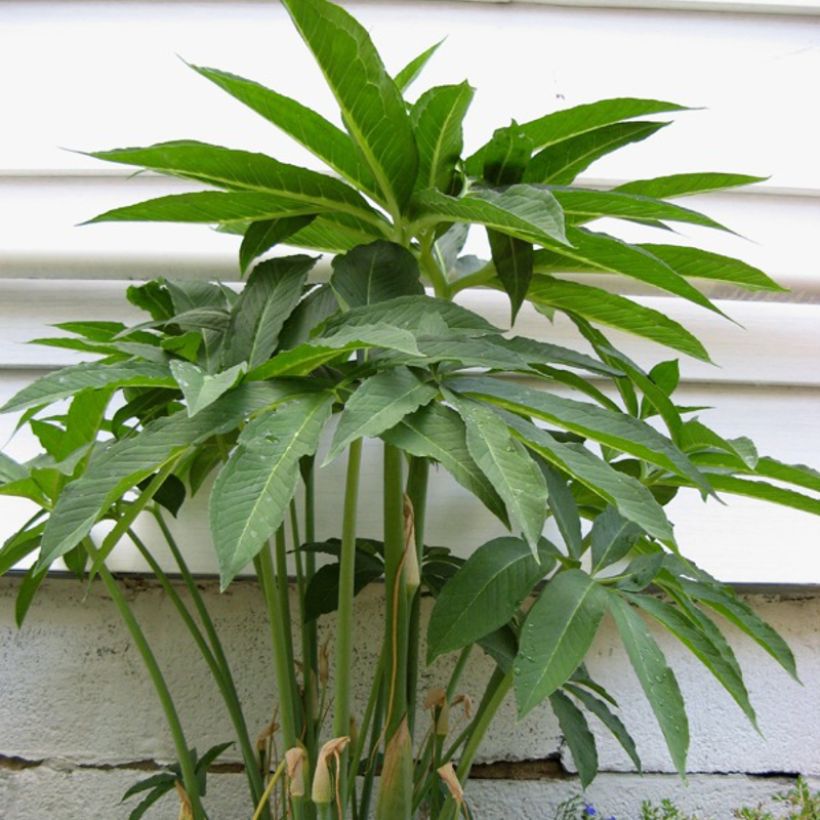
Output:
top-left (251, 755), bottom-right (288, 820)
top-left (275, 525), bottom-right (300, 733)
top-left (83, 539), bottom-right (204, 818)
top-left (333, 437), bottom-right (363, 805)
top-left (129, 527), bottom-right (267, 816)
top-left (446, 646), bottom-right (473, 701)
top-left (419, 232), bottom-right (451, 299)
top-left (449, 262), bottom-right (497, 295)
top-left (404, 456), bottom-right (429, 736)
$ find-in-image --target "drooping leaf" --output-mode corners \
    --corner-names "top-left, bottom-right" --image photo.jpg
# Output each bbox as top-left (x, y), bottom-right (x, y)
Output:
top-left (427, 536), bottom-right (557, 661)
top-left (239, 216), bottom-right (315, 274)
top-left (450, 376), bottom-right (711, 495)
top-left (326, 367), bottom-right (437, 462)
top-left (38, 383), bottom-right (305, 568)
top-left (414, 186), bottom-right (567, 248)
top-left (608, 593), bottom-right (689, 775)
top-left (488, 230), bottom-right (533, 323)
top-left (278, 284), bottom-right (341, 350)
top-left (630, 593), bottom-right (757, 727)
top-left (451, 395), bottom-right (547, 552)
top-left (190, 64), bottom-right (378, 198)
top-left (281, 0), bottom-right (418, 212)
top-left (549, 690), bottom-right (598, 787)
top-left (515, 569), bottom-right (607, 716)
top-left (330, 241), bottom-right (423, 309)
top-left (394, 39), bottom-right (445, 92)
top-left (169, 360), bottom-right (245, 417)
top-left (527, 276), bottom-right (710, 361)
top-left (524, 121), bottom-right (667, 185)
top-left (380, 403), bottom-right (508, 526)
top-left (1, 361), bottom-right (175, 415)
top-left (590, 507), bottom-right (642, 573)
top-left (211, 393), bottom-right (333, 587)
top-left (222, 254), bottom-right (317, 369)
top-left (540, 462), bottom-right (583, 559)
top-left (564, 683), bottom-right (642, 771)
top-left (15, 564), bottom-right (48, 627)
top-left (411, 82), bottom-right (474, 193)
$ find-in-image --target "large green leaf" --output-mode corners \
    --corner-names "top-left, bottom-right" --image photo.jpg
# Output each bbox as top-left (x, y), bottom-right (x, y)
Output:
top-left (413, 186), bottom-right (567, 248)
top-left (590, 507), bottom-right (641, 573)
top-left (191, 64), bottom-right (378, 199)
top-left (640, 245), bottom-right (784, 292)
top-left (519, 97), bottom-right (687, 151)
top-left (630, 593), bottom-right (757, 727)
top-left (450, 376), bottom-right (711, 494)
top-left (515, 569), bottom-right (607, 716)
top-left (281, 0), bottom-right (418, 212)
top-left (524, 121), bottom-right (667, 185)
top-left (222, 255), bottom-right (316, 369)
top-left (0, 453), bottom-right (28, 484)
top-left (288, 212), bottom-right (385, 253)
top-left (527, 276), bottom-right (710, 361)
top-left (37, 383), bottom-right (303, 568)
top-left (278, 284), bottom-right (341, 350)
top-left (87, 191), bottom-right (333, 225)
top-left (329, 241), bottom-right (423, 309)
top-left (554, 189), bottom-right (729, 232)
top-left (753, 456), bottom-right (820, 493)
top-left (247, 323), bottom-right (421, 379)
top-left (501, 412), bottom-right (675, 545)
top-left (608, 593), bottom-right (689, 775)
top-left (169, 360), bottom-right (245, 417)
top-left (616, 172), bottom-right (765, 199)
top-left (549, 690), bottom-right (598, 787)
top-left (412, 82), bottom-right (474, 193)
top-left (305, 552), bottom-right (384, 621)
top-left (488, 230), bottom-right (534, 323)
top-left (89, 141), bottom-right (386, 228)
top-left (326, 367), bottom-right (437, 462)
top-left (394, 39), bottom-right (444, 92)
top-left (540, 463), bottom-right (583, 559)
top-left (239, 216), bottom-right (315, 274)
top-left (211, 393), bottom-right (333, 587)
top-left (380, 403), bottom-right (508, 526)
top-left (427, 536), bottom-right (557, 661)
top-left (451, 395), bottom-right (547, 552)
top-left (1, 361), bottom-right (175, 415)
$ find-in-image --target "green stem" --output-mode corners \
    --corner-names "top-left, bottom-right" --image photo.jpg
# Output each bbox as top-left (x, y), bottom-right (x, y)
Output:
top-left (129, 527), bottom-right (267, 816)
top-left (404, 456), bottom-right (429, 736)
top-left (348, 644), bottom-right (385, 795)
top-left (449, 262), bottom-right (497, 295)
top-left (334, 438), bottom-right (363, 805)
top-left (275, 525), bottom-right (300, 734)
top-left (446, 646), bottom-right (473, 701)
top-left (419, 232), bottom-right (451, 299)
top-left (357, 672), bottom-right (386, 820)
top-left (83, 539), bottom-right (203, 817)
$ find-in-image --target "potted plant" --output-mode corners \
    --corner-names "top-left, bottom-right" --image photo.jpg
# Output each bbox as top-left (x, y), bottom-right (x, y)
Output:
top-left (2, 0), bottom-right (819, 817)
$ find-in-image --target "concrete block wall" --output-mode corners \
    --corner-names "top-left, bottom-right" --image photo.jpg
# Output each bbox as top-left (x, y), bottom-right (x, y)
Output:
top-left (2, 577), bottom-right (819, 817)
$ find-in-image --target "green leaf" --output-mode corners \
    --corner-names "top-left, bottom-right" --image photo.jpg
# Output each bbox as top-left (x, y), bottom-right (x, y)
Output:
top-left (515, 569), bottom-right (607, 716)
top-left (211, 393), bottom-right (333, 587)
top-left (451, 395), bottom-right (547, 552)
top-left (88, 141), bottom-right (384, 226)
top-left (680, 579), bottom-right (798, 680)
top-left (394, 39), bottom-right (444, 92)
top-left (488, 230), bottom-right (533, 323)
top-left (754, 457), bottom-right (820, 493)
top-left (519, 97), bottom-right (688, 151)
top-left (380, 403), bottom-right (508, 526)
top-left (608, 593), bottom-right (689, 775)
top-left (630, 593), bottom-right (757, 727)
top-left (15, 564), bottom-right (48, 627)
top-left (549, 690), bottom-right (598, 787)
top-left (278, 284), bottom-right (341, 350)
top-left (326, 367), bottom-right (437, 463)
top-left (170, 360), bottom-right (245, 417)
top-left (427, 536), bottom-right (557, 661)
top-left (414, 186), bottom-right (567, 248)
top-left (640, 245), bottom-right (784, 292)
top-left (0, 525), bottom-right (44, 577)
top-left (540, 463), bottom-right (583, 559)
top-left (0, 452), bottom-right (27, 484)
top-left (524, 121), bottom-right (666, 185)
top-left (305, 552), bottom-right (384, 621)
top-left (564, 683), bottom-right (641, 771)
top-left (239, 216), bottom-right (315, 274)
top-left (615, 172), bottom-right (766, 199)
top-left (190, 64), bottom-right (378, 199)
top-left (223, 254), bottom-right (316, 369)
top-left (247, 323), bottom-right (421, 380)
top-left (501, 411), bottom-right (675, 545)
top-left (412, 82), bottom-right (474, 193)
top-left (38, 383), bottom-right (303, 568)
top-left (497, 336), bottom-right (620, 376)
top-left (281, 0), bottom-right (418, 212)
top-left (330, 241), bottom-right (423, 309)
top-left (527, 276), bottom-right (710, 361)
top-left (451, 376), bottom-right (711, 495)
top-left (1, 361), bottom-right (175, 415)
top-left (590, 507), bottom-right (641, 573)
top-left (286, 212), bottom-right (385, 252)
top-left (127, 281), bottom-right (175, 321)
top-left (554, 189), bottom-right (729, 232)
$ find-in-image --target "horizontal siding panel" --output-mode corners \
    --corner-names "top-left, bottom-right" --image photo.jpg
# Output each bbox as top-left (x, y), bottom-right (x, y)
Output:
top-left (1, 3), bottom-right (819, 191)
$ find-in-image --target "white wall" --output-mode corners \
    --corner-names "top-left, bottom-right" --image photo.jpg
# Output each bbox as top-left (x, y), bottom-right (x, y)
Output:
top-left (2, 1), bottom-right (820, 816)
